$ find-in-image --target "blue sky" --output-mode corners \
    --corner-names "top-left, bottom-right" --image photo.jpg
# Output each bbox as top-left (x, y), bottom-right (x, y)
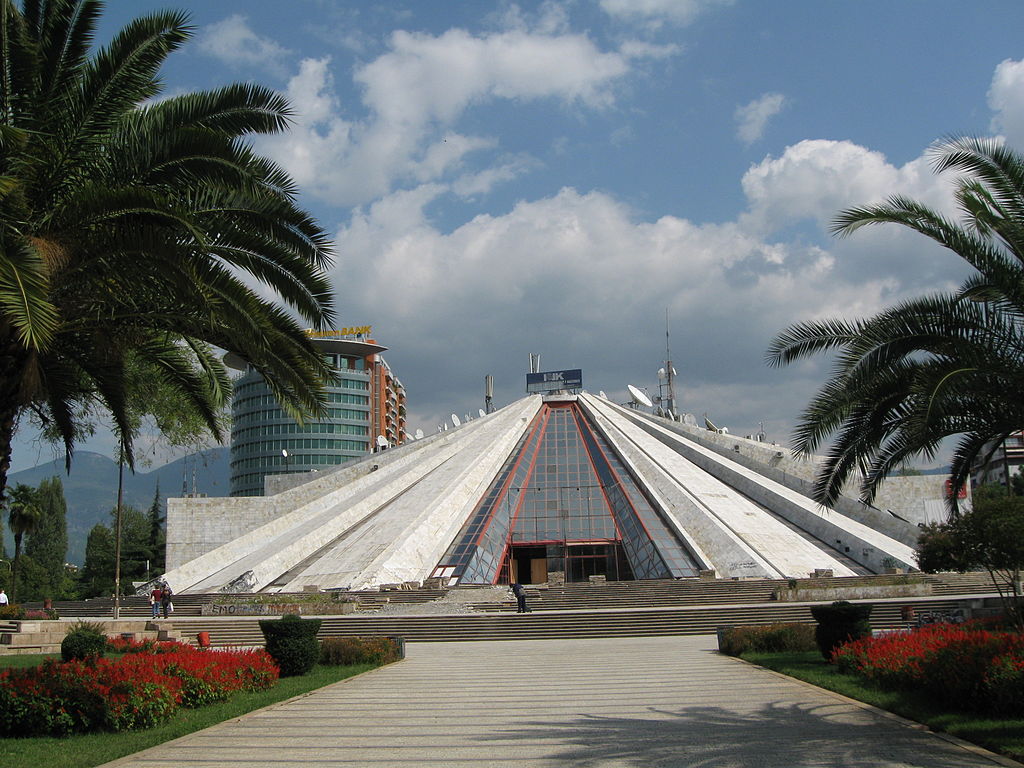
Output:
top-left (12, 0), bottom-right (1024, 471)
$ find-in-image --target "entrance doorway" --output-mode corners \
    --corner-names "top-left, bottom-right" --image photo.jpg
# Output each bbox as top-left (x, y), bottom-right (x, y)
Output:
top-left (505, 542), bottom-right (633, 584)
top-left (509, 545), bottom-right (547, 584)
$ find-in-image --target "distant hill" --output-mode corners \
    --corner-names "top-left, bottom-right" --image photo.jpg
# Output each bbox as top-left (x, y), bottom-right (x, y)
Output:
top-left (5, 448), bottom-right (230, 565)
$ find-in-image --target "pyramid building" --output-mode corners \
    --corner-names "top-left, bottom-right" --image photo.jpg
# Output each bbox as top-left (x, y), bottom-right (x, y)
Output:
top-left (160, 392), bottom-right (920, 594)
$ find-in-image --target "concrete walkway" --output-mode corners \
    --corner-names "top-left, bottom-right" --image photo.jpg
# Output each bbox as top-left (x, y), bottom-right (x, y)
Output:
top-left (101, 635), bottom-right (1018, 768)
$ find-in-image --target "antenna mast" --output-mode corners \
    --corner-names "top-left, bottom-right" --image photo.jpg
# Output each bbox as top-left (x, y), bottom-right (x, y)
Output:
top-left (485, 374), bottom-right (494, 414)
top-left (661, 310), bottom-right (678, 419)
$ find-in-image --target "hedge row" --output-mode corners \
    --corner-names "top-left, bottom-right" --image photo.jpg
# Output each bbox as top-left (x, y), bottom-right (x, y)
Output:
top-left (718, 622), bottom-right (817, 656)
top-left (0, 641), bottom-right (278, 736)
top-left (835, 623), bottom-right (1024, 716)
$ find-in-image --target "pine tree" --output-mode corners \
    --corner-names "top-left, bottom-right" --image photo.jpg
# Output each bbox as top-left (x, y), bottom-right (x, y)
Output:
top-left (147, 484), bottom-right (165, 575)
top-left (80, 524), bottom-right (114, 598)
top-left (24, 477), bottom-right (69, 598)
top-left (118, 505), bottom-right (151, 589)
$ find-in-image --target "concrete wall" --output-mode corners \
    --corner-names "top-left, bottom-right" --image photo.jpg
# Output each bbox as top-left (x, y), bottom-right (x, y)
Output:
top-left (166, 497), bottom-right (277, 570)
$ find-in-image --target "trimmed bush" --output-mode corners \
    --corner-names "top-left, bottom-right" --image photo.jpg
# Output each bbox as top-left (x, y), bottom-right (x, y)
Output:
top-left (61, 621), bottom-right (108, 662)
top-left (24, 608), bottom-right (58, 620)
top-left (320, 636), bottom-right (403, 666)
top-left (0, 644), bottom-right (279, 736)
top-left (0, 604), bottom-right (25, 620)
top-left (259, 614), bottom-right (321, 677)
top-left (835, 623), bottom-right (1024, 715)
top-left (718, 623), bottom-right (817, 656)
top-left (810, 601), bottom-right (872, 660)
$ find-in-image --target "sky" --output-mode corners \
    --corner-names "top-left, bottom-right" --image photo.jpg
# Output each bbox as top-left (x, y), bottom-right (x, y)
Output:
top-left (12, 0), bottom-right (1024, 473)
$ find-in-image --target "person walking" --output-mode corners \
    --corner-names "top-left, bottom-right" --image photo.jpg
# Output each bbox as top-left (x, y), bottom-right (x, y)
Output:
top-left (150, 584), bottom-right (162, 619)
top-left (511, 582), bottom-right (530, 613)
top-left (159, 583), bottom-right (173, 619)
top-left (0, 588), bottom-right (7, 606)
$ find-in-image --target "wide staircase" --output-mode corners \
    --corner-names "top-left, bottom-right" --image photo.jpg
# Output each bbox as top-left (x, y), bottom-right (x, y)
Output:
top-left (138, 573), bottom-right (1001, 648)
top-left (471, 572), bottom-right (996, 612)
top-left (6, 572), bottom-right (999, 652)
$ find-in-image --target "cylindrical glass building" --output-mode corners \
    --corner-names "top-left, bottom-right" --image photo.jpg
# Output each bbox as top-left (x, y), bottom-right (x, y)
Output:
top-left (227, 331), bottom-right (405, 496)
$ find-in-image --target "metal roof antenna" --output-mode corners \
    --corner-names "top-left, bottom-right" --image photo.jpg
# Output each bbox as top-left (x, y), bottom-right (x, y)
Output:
top-left (658, 308), bottom-right (679, 420)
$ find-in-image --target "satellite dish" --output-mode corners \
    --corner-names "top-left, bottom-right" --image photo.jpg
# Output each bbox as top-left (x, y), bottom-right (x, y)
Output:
top-left (683, 413), bottom-right (697, 427)
top-left (465, 414), bottom-right (471, 423)
top-left (415, 428), bottom-right (424, 440)
top-left (451, 414), bottom-right (461, 427)
top-left (478, 408), bottom-right (486, 418)
top-left (657, 368), bottom-right (666, 380)
top-left (627, 384), bottom-right (653, 408)
top-left (375, 435), bottom-right (388, 449)
top-left (404, 432), bottom-right (412, 441)
top-left (599, 390), bottom-right (607, 399)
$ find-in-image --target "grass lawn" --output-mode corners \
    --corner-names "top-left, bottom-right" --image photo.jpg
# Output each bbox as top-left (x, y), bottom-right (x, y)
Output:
top-left (743, 650), bottom-right (1024, 762)
top-left (0, 654), bottom-right (378, 768)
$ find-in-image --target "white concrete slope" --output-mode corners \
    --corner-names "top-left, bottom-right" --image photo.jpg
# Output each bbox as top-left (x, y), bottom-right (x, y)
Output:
top-left (583, 394), bottom-right (855, 578)
top-left (587, 394), bottom-right (917, 575)
top-left (166, 398), bottom-right (539, 593)
top-left (273, 396), bottom-right (541, 591)
top-left (581, 395), bottom-right (785, 578)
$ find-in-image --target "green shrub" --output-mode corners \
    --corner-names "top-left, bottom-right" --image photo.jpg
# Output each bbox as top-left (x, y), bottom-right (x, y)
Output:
top-left (320, 636), bottom-right (403, 666)
top-left (24, 608), bottom-right (58, 620)
top-left (259, 614), bottom-right (321, 677)
top-left (0, 604), bottom-right (26, 620)
top-left (61, 621), bottom-right (108, 662)
top-left (718, 623), bottom-right (817, 656)
top-left (810, 601), bottom-right (872, 660)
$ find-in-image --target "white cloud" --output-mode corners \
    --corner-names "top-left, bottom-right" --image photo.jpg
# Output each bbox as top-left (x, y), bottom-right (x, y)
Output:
top-left (735, 92), bottom-right (786, 146)
top-left (331, 131), bottom-right (978, 445)
top-left (258, 27), bottom-right (671, 207)
top-left (451, 155), bottom-right (538, 198)
top-left (739, 139), bottom-right (953, 233)
top-left (600, 0), bottom-right (733, 28)
top-left (358, 29), bottom-right (630, 122)
top-left (195, 15), bottom-right (291, 77)
top-left (988, 58), bottom-right (1024, 147)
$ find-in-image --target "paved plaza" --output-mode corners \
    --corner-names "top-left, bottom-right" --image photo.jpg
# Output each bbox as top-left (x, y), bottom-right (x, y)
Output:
top-left (101, 635), bottom-right (1018, 768)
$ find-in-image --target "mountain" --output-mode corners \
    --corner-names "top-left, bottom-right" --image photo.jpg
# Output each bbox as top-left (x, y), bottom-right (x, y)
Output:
top-left (5, 448), bottom-right (231, 565)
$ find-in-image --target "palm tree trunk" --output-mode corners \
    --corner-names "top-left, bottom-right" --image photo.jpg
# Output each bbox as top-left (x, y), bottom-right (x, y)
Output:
top-left (113, 450), bottom-right (124, 619)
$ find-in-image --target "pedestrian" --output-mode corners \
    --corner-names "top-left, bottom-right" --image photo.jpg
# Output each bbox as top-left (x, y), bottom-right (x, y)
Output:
top-left (511, 582), bottom-right (530, 613)
top-left (160, 583), bottom-right (173, 619)
top-left (150, 583), bottom-right (162, 619)
top-left (0, 588), bottom-right (7, 606)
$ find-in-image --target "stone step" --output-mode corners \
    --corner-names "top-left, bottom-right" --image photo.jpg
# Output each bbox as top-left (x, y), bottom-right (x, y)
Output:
top-left (158, 596), bottom-right (979, 647)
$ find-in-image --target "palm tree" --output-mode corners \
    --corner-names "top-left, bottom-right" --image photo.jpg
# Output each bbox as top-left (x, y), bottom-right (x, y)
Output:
top-left (7, 483), bottom-right (41, 603)
top-left (0, 0), bottom-right (337, 501)
top-left (766, 136), bottom-right (1024, 509)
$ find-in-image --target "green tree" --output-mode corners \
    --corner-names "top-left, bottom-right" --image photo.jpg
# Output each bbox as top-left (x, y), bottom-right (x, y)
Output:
top-left (0, 0), bottom-right (336, 504)
top-left (146, 484), bottom-right (165, 575)
top-left (79, 523), bottom-right (114, 598)
top-left (117, 504), bottom-right (151, 590)
top-left (916, 494), bottom-right (1024, 629)
top-left (6, 483), bottom-right (41, 602)
top-left (23, 476), bottom-right (68, 598)
top-left (767, 137), bottom-right (1024, 508)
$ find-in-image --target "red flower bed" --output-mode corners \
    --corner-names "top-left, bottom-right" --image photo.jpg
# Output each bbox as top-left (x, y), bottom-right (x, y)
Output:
top-left (834, 623), bottom-right (1024, 715)
top-left (0, 644), bottom-right (279, 736)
